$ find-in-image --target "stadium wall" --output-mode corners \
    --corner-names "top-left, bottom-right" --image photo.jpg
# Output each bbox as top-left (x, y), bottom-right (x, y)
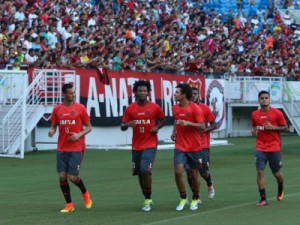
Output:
top-left (24, 70), bottom-right (300, 151)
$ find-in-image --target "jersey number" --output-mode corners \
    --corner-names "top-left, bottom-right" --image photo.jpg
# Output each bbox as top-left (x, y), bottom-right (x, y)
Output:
top-left (139, 127), bottom-right (144, 133)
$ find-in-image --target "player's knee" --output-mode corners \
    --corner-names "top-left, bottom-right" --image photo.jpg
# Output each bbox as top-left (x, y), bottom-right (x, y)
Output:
top-left (68, 175), bottom-right (79, 183)
top-left (200, 171), bottom-right (209, 178)
top-left (140, 166), bottom-right (152, 175)
top-left (59, 173), bottom-right (67, 182)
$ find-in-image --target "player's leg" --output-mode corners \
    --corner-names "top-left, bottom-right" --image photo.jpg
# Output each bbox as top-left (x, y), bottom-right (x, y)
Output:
top-left (199, 148), bottom-right (215, 199)
top-left (174, 149), bottom-right (189, 211)
top-left (68, 152), bottom-right (92, 209)
top-left (132, 151), bottom-right (143, 194)
top-left (57, 152), bottom-right (74, 212)
top-left (255, 150), bottom-right (268, 206)
top-left (269, 152), bottom-right (284, 201)
top-left (187, 152), bottom-right (202, 210)
top-left (140, 148), bottom-right (157, 212)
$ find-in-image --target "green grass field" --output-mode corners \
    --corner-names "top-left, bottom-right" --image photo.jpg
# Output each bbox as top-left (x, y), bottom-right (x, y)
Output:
top-left (0, 136), bottom-right (299, 225)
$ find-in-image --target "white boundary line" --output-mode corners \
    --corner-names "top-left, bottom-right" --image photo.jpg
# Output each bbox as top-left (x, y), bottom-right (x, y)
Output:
top-left (142, 192), bottom-right (300, 225)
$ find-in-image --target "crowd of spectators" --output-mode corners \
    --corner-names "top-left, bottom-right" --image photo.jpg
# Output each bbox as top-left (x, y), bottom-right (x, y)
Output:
top-left (0, 0), bottom-right (300, 80)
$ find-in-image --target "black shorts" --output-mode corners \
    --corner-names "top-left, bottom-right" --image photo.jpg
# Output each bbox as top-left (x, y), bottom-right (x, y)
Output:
top-left (174, 149), bottom-right (202, 170)
top-left (57, 151), bottom-right (83, 176)
top-left (132, 148), bottom-right (157, 176)
top-left (255, 150), bottom-right (282, 173)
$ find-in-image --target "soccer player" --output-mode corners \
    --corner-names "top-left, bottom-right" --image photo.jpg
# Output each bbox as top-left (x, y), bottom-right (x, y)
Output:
top-left (186, 87), bottom-right (217, 203)
top-left (121, 80), bottom-right (165, 212)
top-left (251, 90), bottom-right (288, 206)
top-left (171, 83), bottom-right (205, 211)
top-left (48, 83), bottom-right (92, 213)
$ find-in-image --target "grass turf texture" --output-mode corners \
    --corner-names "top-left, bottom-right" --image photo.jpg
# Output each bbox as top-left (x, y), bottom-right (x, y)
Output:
top-left (0, 136), bottom-right (299, 225)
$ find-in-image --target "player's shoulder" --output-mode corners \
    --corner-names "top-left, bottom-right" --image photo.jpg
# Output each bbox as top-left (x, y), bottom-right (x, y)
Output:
top-left (199, 102), bottom-right (210, 110)
top-left (73, 102), bottom-right (86, 109)
top-left (147, 101), bottom-right (162, 108)
top-left (53, 103), bottom-right (64, 110)
top-left (251, 108), bottom-right (261, 116)
top-left (190, 101), bottom-right (201, 110)
top-left (270, 107), bottom-right (284, 115)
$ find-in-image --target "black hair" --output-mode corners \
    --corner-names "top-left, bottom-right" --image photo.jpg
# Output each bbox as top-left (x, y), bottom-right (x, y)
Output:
top-left (132, 80), bottom-right (151, 93)
top-left (192, 87), bottom-right (199, 93)
top-left (258, 90), bottom-right (270, 98)
top-left (62, 83), bottom-right (73, 94)
top-left (176, 83), bottom-right (193, 100)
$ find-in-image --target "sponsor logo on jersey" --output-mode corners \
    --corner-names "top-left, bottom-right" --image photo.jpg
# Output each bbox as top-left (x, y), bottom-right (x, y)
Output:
top-left (60, 119), bottom-right (76, 125)
top-left (134, 119), bottom-right (150, 124)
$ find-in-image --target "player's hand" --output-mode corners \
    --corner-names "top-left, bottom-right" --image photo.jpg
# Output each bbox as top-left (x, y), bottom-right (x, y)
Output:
top-left (127, 120), bottom-right (136, 127)
top-left (264, 121), bottom-right (273, 130)
top-left (68, 132), bottom-right (80, 141)
top-left (251, 129), bottom-right (257, 136)
top-left (171, 132), bottom-right (176, 141)
top-left (150, 127), bottom-right (159, 134)
top-left (178, 119), bottom-right (189, 126)
top-left (48, 129), bottom-right (56, 137)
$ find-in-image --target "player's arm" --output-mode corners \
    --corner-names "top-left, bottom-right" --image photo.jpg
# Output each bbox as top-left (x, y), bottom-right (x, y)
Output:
top-left (120, 121), bottom-right (135, 131)
top-left (251, 125), bottom-right (257, 136)
top-left (178, 120), bottom-right (205, 130)
top-left (48, 124), bottom-right (57, 137)
top-left (251, 113), bottom-right (258, 136)
top-left (171, 123), bottom-right (176, 141)
top-left (205, 119), bottom-right (217, 133)
top-left (150, 117), bottom-right (166, 133)
top-left (69, 121), bottom-right (92, 142)
top-left (264, 122), bottom-right (288, 132)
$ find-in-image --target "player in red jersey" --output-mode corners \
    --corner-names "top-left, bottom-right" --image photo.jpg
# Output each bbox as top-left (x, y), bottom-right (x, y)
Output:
top-left (186, 87), bottom-right (217, 203)
top-left (171, 83), bottom-right (205, 211)
top-left (48, 83), bottom-right (92, 213)
top-left (121, 80), bottom-right (165, 212)
top-left (251, 90), bottom-right (288, 206)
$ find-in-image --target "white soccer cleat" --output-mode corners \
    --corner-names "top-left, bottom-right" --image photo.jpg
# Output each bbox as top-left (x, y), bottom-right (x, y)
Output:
top-left (142, 199), bottom-right (153, 212)
top-left (176, 198), bottom-right (189, 211)
top-left (190, 199), bottom-right (199, 210)
top-left (208, 185), bottom-right (215, 199)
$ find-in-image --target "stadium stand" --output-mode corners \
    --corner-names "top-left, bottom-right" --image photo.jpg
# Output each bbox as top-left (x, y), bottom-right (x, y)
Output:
top-left (0, 0), bottom-right (300, 80)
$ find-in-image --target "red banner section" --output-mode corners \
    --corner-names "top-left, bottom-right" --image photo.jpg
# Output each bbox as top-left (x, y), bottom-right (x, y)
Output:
top-left (29, 68), bottom-right (205, 126)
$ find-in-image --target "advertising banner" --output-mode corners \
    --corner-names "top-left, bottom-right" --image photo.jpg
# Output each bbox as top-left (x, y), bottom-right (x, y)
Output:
top-left (29, 68), bottom-right (205, 126)
top-left (205, 79), bottom-right (226, 131)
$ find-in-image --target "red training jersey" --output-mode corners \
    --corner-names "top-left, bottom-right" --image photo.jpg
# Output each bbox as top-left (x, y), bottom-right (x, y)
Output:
top-left (51, 103), bottom-right (90, 152)
top-left (251, 107), bottom-right (286, 152)
top-left (172, 102), bottom-right (205, 152)
top-left (198, 102), bottom-right (215, 149)
top-left (122, 101), bottom-right (165, 151)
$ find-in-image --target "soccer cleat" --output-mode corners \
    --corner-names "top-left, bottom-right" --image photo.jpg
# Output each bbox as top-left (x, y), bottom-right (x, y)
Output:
top-left (190, 199), bottom-right (199, 210)
top-left (83, 191), bottom-right (92, 209)
top-left (277, 190), bottom-right (284, 201)
top-left (176, 198), bottom-right (189, 211)
top-left (142, 199), bottom-right (153, 212)
top-left (208, 185), bottom-right (215, 199)
top-left (60, 202), bottom-right (75, 213)
top-left (197, 198), bottom-right (202, 206)
top-left (256, 200), bottom-right (268, 206)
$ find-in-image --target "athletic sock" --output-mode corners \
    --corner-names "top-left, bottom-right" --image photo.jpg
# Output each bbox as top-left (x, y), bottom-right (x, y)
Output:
top-left (143, 188), bottom-right (152, 199)
top-left (60, 181), bottom-right (72, 203)
top-left (259, 188), bottom-right (266, 201)
top-left (187, 173), bottom-right (193, 191)
top-left (73, 177), bottom-right (87, 194)
top-left (192, 192), bottom-right (200, 200)
top-left (204, 173), bottom-right (212, 187)
top-left (278, 180), bottom-right (284, 193)
top-left (180, 191), bottom-right (187, 199)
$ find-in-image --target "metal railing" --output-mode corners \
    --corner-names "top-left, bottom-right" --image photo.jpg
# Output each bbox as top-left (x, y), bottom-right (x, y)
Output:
top-left (0, 69), bottom-right (76, 158)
